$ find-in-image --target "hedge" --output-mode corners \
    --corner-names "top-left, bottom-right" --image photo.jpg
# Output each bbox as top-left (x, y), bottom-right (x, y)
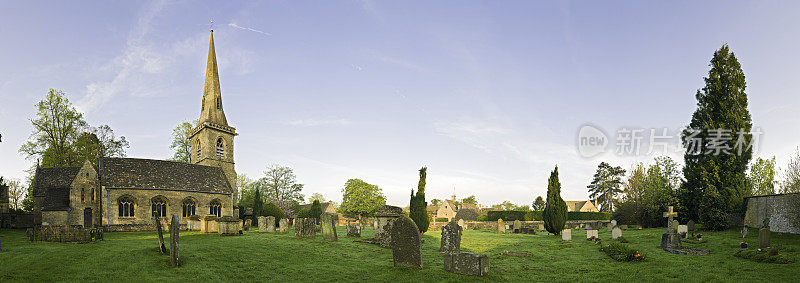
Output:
top-left (487, 211), bottom-right (611, 221)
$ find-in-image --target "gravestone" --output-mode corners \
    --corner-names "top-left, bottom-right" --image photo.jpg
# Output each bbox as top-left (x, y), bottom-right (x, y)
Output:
top-left (294, 218), bottom-right (304, 237)
top-left (439, 221), bottom-right (462, 254)
top-left (321, 213), bottom-right (338, 241)
top-left (687, 220), bottom-right (696, 232)
top-left (561, 229), bottom-right (572, 241)
top-left (347, 222), bottom-right (361, 237)
top-left (458, 219), bottom-right (465, 228)
top-left (659, 206), bottom-right (681, 250)
top-left (607, 220), bottom-right (617, 232)
top-left (266, 216), bottom-right (276, 233)
top-left (671, 220), bottom-right (680, 234)
top-left (169, 215), bottom-right (179, 267)
top-left (279, 218), bottom-right (289, 233)
top-left (390, 215), bottom-right (422, 269)
top-left (443, 252), bottom-right (490, 276)
top-left (677, 225), bottom-right (688, 238)
top-left (741, 226), bottom-right (749, 239)
top-left (244, 219), bottom-right (252, 231)
top-left (759, 219), bottom-right (771, 249)
top-left (258, 216), bottom-right (267, 232)
top-left (238, 220), bottom-right (244, 233)
top-left (303, 218), bottom-right (316, 238)
top-left (513, 220), bottom-right (522, 233)
top-left (612, 226), bottom-right (622, 240)
top-left (586, 230), bottom-right (598, 239)
top-left (217, 216), bottom-right (240, 235)
top-left (497, 219), bottom-right (505, 233)
top-left (154, 216), bottom-right (166, 254)
top-left (537, 223), bottom-right (545, 232)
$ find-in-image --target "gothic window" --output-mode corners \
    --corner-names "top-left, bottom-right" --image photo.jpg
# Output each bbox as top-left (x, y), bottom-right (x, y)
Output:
top-left (152, 197), bottom-right (167, 218)
top-left (91, 189), bottom-right (95, 201)
top-left (118, 196), bottom-right (135, 218)
top-left (182, 199), bottom-right (196, 218)
top-left (216, 137), bottom-right (225, 157)
top-left (195, 139), bottom-right (202, 159)
top-left (210, 200), bottom-right (222, 217)
top-left (81, 189), bottom-right (85, 202)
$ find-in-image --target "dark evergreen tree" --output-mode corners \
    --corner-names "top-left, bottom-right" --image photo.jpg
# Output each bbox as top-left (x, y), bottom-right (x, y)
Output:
top-left (680, 45), bottom-right (753, 230)
top-left (409, 167), bottom-right (429, 234)
top-left (253, 188), bottom-right (264, 217)
top-left (309, 200), bottom-right (322, 221)
top-left (263, 202), bottom-right (286, 227)
top-left (543, 166), bottom-right (567, 235)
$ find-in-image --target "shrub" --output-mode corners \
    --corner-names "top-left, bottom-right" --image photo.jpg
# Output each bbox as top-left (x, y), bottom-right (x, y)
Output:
top-left (543, 166), bottom-right (568, 235)
top-left (263, 202), bottom-right (286, 226)
top-left (296, 209), bottom-right (310, 218)
top-left (309, 200), bottom-right (322, 220)
top-left (734, 248), bottom-right (795, 264)
top-left (476, 215), bottom-right (488, 221)
top-left (487, 211), bottom-right (528, 221)
top-left (616, 236), bottom-right (629, 243)
top-left (454, 209), bottom-right (478, 221)
top-left (434, 217), bottom-right (449, 222)
top-left (599, 242), bottom-right (643, 262)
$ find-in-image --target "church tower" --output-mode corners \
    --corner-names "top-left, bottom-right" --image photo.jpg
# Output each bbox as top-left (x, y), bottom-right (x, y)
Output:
top-left (190, 29), bottom-right (238, 210)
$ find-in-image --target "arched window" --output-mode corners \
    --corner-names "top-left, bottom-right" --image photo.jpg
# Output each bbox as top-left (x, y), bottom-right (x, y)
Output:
top-left (216, 137), bottom-right (225, 157)
top-left (195, 139), bottom-right (202, 159)
top-left (91, 188), bottom-right (95, 201)
top-left (81, 189), bottom-right (85, 202)
top-left (210, 200), bottom-right (222, 217)
top-left (152, 197), bottom-right (167, 218)
top-left (118, 196), bottom-right (135, 218)
top-left (182, 198), bottom-right (196, 217)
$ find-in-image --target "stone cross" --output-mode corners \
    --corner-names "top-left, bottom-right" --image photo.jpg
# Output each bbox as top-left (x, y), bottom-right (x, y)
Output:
top-left (439, 221), bottom-right (462, 254)
top-left (390, 215), bottom-right (422, 269)
top-left (154, 216), bottom-right (166, 254)
top-left (663, 206), bottom-right (677, 232)
top-left (169, 214), bottom-right (179, 267)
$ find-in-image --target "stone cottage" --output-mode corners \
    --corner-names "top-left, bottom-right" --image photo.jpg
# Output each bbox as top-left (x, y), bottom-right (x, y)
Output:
top-left (32, 30), bottom-right (239, 231)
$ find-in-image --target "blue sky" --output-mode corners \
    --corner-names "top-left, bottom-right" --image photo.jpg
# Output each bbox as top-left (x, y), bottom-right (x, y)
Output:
top-left (1, 1), bottom-right (799, 207)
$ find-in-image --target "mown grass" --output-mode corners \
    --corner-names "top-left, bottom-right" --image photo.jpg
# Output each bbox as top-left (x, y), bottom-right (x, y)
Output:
top-left (0, 226), bottom-right (798, 281)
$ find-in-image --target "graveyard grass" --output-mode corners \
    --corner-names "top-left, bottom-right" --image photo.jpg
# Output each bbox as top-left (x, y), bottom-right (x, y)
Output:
top-left (1, 227), bottom-right (799, 281)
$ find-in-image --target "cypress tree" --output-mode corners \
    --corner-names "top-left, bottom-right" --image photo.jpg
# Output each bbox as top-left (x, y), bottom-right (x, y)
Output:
top-left (309, 200), bottom-right (322, 221)
top-left (680, 45), bottom-right (752, 230)
top-left (543, 166), bottom-right (568, 235)
top-left (409, 167), bottom-right (429, 234)
top-left (253, 189), bottom-right (264, 217)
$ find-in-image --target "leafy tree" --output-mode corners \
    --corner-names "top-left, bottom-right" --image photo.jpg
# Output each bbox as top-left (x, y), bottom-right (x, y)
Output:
top-left (461, 195), bottom-right (478, 205)
top-left (309, 193), bottom-right (326, 203)
top-left (236, 173), bottom-right (256, 209)
top-left (6, 178), bottom-right (24, 210)
top-left (491, 201), bottom-right (521, 211)
top-left (587, 162), bottom-right (626, 212)
top-left (409, 167), bottom-right (430, 234)
top-left (614, 157), bottom-right (682, 227)
top-left (19, 89), bottom-right (88, 167)
top-left (256, 164), bottom-right (305, 214)
top-left (543, 166), bottom-right (567, 235)
top-left (748, 157), bottom-right (777, 196)
top-left (532, 196), bottom-right (545, 211)
top-left (430, 199), bottom-right (442, 206)
top-left (339, 178), bottom-right (386, 219)
top-left (168, 120), bottom-right (196, 163)
top-left (309, 200), bottom-right (322, 221)
top-left (680, 45), bottom-right (753, 230)
top-left (781, 148), bottom-right (800, 193)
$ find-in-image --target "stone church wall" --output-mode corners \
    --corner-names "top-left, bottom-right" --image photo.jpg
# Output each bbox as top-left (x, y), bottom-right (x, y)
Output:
top-left (744, 193), bottom-right (800, 234)
top-left (102, 187), bottom-right (233, 231)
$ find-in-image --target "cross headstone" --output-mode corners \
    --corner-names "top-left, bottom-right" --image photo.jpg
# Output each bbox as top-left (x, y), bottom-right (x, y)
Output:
top-left (321, 213), bottom-right (338, 241)
top-left (612, 226), bottom-right (622, 240)
top-left (561, 229), bottom-right (572, 241)
top-left (439, 221), bottom-right (462, 254)
top-left (663, 206), bottom-right (678, 233)
top-left (154, 216), bottom-right (166, 254)
top-left (390, 215), bottom-right (422, 269)
top-left (258, 216), bottom-right (267, 232)
top-left (169, 214), bottom-right (179, 267)
top-left (279, 218), bottom-right (289, 233)
top-left (497, 219), bottom-right (505, 233)
top-left (266, 216), bottom-right (276, 233)
top-left (759, 219), bottom-right (771, 249)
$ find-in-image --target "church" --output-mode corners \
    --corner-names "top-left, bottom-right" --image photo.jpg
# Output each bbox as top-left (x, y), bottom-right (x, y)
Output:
top-left (32, 30), bottom-right (239, 231)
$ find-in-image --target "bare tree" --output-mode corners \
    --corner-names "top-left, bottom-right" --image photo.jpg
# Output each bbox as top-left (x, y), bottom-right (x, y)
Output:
top-left (7, 178), bottom-right (25, 210)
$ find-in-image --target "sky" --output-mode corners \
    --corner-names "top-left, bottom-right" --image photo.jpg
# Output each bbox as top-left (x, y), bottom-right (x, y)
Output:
top-left (1, 1), bottom-right (799, 207)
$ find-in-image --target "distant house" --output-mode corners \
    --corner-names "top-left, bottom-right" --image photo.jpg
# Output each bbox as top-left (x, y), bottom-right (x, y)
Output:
top-left (435, 196), bottom-right (480, 221)
top-left (564, 200), bottom-right (600, 212)
top-left (299, 201), bottom-right (356, 225)
top-left (299, 201), bottom-right (337, 215)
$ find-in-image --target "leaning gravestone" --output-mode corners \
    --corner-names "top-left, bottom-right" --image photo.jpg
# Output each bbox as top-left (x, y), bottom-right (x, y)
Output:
top-left (346, 222), bottom-right (361, 237)
top-left (266, 216), bottom-right (276, 233)
top-left (759, 219), bottom-right (771, 249)
top-left (279, 218), bottom-right (289, 233)
top-left (612, 226), bottom-right (622, 240)
top-left (390, 215), bottom-right (422, 269)
top-left (258, 216), bottom-right (267, 232)
top-left (586, 230), bottom-right (598, 239)
top-left (561, 229), bottom-right (572, 241)
top-left (154, 216), bottom-right (166, 254)
top-left (321, 213), bottom-right (338, 241)
top-left (294, 218), bottom-right (304, 237)
top-left (443, 252), bottom-right (490, 276)
top-left (439, 221), bottom-right (462, 254)
top-left (169, 214), bottom-right (179, 267)
top-left (497, 219), bottom-right (505, 233)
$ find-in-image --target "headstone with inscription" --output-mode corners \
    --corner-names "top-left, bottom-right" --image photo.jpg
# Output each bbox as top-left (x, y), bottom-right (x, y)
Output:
top-left (612, 226), bottom-right (622, 240)
top-left (294, 218), bottom-right (304, 237)
top-left (561, 229), bottom-right (572, 241)
top-left (266, 216), bottom-right (276, 233)
top-left (321, 213), bottom-right (338, 241)
top-left (279, 218), bottom-right (289, 233)
top-left (443, 252), bottom-right (490, 276)
top-left (258, 216), bottom-right (267, 232)
top-left (759, 219), bottom-right (771, 249)
top-left (497, 219), bottom-right (505, 233)
top-left (390, 215), bottom-right (422, 269)
top-left (440, 221), bottom-right (462, 254)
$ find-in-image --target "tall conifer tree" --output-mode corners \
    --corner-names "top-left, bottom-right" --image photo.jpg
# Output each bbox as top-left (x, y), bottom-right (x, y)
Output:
top-left (409, 167), bottom-right (429, 234)
top-left (543, 166), bottom-right (568, 235)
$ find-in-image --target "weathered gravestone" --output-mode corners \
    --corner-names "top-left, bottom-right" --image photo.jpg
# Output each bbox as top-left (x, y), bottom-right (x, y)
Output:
top-left (607, 220), bottom-right (617, 232)
top-left (169, 215), bottom-right (179, 267)
top-left (537, 223), bottom-right (545, 232)
top-left (759, 219), bottom-right (771, 249)
top-left (258, 216), bottom-right (267, 232)
top-left (687, 220), bottom-right (696, 232)
top-left (321, 213), bottom-right (338, 241)
top-left (439, 221), bottom-right (462, 254)
top-left (586, 230), bottom-right (598, 239)
top-left (294, 218), bottom-right (305, 237)
top-left (266, 216), bottom-right (276, 233)
top-left (244, 219), bottom-right (252, 231)
top-left (677, 225), bottom-right (688, 238)
top-left (612, 226), bottom-right (622, 240)
top-left (346, 222), bottom-right (361, 237)
top-left (303, 218), bottom-right (316, 238)
top-left (561, 229), bottom-right (572, 241)
top-left (513, 220), bottom-right (522, 233)
top-left (279, 218), bottom-right (289, 233)
top-left (154, 216), bottom-right (166, 254)
top-left (443, 252), bottom-right (490, 276)
top-left (497, 219), bottom-right (505, 233)
top-left (390, 215), bottom-right (422, 269)
top-left (217, 216), bottom-right (240, 235)
top-left (670, 220), bottom-right (680, 234)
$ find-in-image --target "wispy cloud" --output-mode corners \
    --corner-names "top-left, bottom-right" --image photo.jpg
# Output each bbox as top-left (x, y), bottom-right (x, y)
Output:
top-left (284, 118), bottom-right (352, 127)
top-left (228, 23), bottom-right (271, 36)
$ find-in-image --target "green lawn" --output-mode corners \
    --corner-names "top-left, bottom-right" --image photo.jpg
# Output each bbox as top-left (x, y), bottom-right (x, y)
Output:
top-left (0, 227), bottom-right (797, 281)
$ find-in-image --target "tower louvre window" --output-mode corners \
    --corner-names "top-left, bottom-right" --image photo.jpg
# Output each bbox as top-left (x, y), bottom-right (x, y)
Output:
top-left (216, 97), bottom-right (221, 109)
top-left (196, 139), bottom-right (202, 159)
top-left (216, 137), bottom-right (225, 157)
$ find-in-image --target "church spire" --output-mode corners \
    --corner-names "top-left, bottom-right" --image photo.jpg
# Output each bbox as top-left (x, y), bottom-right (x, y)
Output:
top-left (199, 29), bottom-right (229, 126)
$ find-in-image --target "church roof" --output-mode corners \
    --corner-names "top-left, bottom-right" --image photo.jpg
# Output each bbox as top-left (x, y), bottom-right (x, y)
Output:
top-left (41, 187), bottom-right (71, 211)
top-left (33, 167), bottom-right (81, 196)
top-left (100, 157), bottom-right (233, 194)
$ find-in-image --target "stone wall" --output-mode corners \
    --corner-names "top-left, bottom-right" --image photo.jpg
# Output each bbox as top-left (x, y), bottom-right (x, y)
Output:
top-left (102, 187), bottom-right (233, 230)
top-left (744, 193), bottom-right (800, 234)
top-left (42, 211), bottom-right (68, 226)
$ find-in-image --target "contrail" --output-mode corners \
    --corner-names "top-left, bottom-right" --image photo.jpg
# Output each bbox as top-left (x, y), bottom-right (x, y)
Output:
top-left (228, 23), bottom-right (271, 36)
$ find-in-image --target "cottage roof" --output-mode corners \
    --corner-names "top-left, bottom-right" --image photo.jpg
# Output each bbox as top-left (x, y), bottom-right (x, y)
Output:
top-left (41, 187), bottom-right (71, 211)
top-left (33, 167), bottom-right (81, 196)
top-left (100, 157), bottom-right (233, 194)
